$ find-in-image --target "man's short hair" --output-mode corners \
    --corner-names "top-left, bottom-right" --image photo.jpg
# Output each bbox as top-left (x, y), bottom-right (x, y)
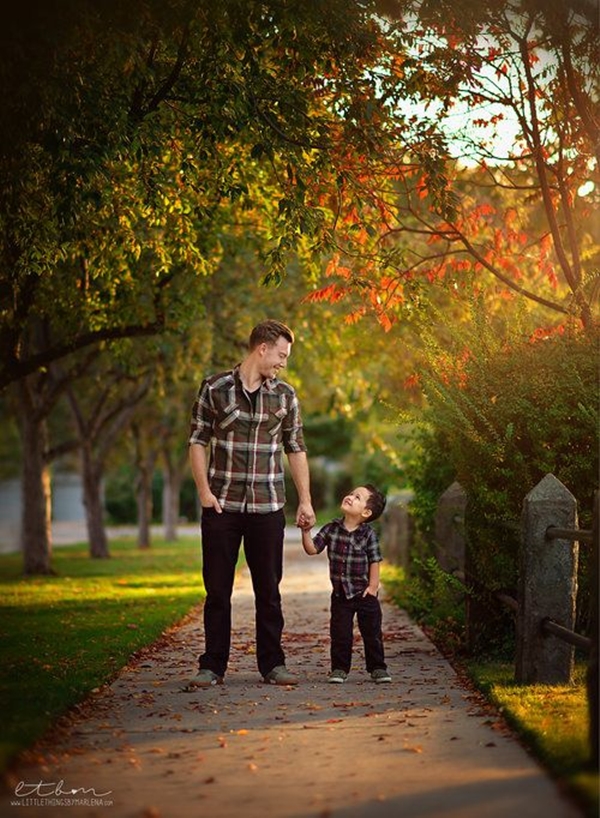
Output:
top-left (364, 483), bottom-right (387, 522)
top-left (249, 319), bottom-right (295, 350)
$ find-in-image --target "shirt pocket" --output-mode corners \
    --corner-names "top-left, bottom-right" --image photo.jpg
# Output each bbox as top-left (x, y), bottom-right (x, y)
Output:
top-left (267, 397), bottom-right (288, 437)
top-left (350, 541), bottom-right (369, 563)
top-left (218, 407), bottom-right (240, 429)
top-left (212, 387), bottom-right (239, 430)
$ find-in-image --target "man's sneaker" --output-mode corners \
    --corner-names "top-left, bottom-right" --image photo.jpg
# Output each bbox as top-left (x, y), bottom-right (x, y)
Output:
top-left (185, 669), bottom-right (224, 689)
top-left (328, 669), bottom-right (348, 684)
top-left (371, 668), bottom-right (392, 684)
top-left (263, 665), bottom-right (298, 685)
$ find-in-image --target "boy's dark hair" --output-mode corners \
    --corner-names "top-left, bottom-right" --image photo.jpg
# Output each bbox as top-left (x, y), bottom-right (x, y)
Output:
top-left (249, 319), bottom-right (294, 349)
top-left (364, 483), bottom-right (386, 522)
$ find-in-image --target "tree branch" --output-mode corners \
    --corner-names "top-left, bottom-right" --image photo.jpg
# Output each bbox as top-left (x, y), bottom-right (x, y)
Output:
top-left (145, 24), bottom-right (191, 116)
top-left (0, 319), bottom-right (165, 391)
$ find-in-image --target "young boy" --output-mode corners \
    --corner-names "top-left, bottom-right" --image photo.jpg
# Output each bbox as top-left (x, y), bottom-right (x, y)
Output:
top-left (300, 484), bottom-right (392, 684)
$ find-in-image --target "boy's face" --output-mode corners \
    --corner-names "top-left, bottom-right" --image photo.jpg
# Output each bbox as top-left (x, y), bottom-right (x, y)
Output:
top-left (340, 486), bottom-right (372, 519)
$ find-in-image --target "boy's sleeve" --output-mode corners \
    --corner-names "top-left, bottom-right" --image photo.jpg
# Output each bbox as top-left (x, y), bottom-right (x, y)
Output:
top-left (312, 522), bottom-right (333, 555)
top-left (366, 528), bottom-right (383, 563)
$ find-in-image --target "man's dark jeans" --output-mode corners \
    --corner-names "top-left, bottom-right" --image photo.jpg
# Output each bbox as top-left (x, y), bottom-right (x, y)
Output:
top-left (199, 507), bottom-right (286, 678)
top-left (330, 590), bottom-right (387, 674)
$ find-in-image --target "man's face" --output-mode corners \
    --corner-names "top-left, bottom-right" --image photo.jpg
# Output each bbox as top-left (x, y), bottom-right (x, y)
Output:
top-left (259, 336), bottom-right (291, 379)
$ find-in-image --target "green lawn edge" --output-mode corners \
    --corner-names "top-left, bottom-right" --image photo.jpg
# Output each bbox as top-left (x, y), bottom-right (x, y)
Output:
top-left (0, 537), bottom-right (204, 774)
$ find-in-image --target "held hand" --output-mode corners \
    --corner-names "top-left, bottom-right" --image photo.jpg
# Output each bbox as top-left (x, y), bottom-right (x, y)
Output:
top-left (296, 503), bottom-right (316, 529)
top-left (297, 514), bottom-right (312, 531)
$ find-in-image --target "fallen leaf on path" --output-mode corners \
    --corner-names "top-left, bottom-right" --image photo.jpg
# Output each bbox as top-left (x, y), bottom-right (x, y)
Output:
top-left (332, 701), bottom-right (370, 708)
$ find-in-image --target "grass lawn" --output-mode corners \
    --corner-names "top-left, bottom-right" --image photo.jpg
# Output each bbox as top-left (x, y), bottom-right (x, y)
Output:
top-left (0, 537), bottom-right (204, 773)
top-left (469, 662), bottom-right (599, 818)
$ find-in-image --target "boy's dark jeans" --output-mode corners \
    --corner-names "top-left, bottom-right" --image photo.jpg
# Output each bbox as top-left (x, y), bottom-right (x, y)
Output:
top-left (330, 590), bottom-right (387, 674)
top-left (199, 508), bottom-right (286, 679)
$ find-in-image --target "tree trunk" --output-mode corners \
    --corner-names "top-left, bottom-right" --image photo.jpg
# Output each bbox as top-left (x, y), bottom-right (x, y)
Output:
top-left (162, 461), bottom-right (182, 541)
top-left (19, 381), bottom-right (53, 574)
top-left (81, 444), bottom-right (109, 558)
top-left (136, 461), bottom-right (154, 549)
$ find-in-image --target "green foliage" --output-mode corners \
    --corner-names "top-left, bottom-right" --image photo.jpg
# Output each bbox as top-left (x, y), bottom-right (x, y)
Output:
top-left (0, 537), bottom-right (204, 771)
top-left (417, 320), bottom-right (597, 574)
top-left (404, 315), bottom-right (598, 647)
top-left (179, 476), bottom-right (200, 523)
top-left (381, 560), bottom-right (466, 654)
top-left (105, 465), bottom-right (139, 524)
top-left (402, 426), bottom-right (455, 540)
top-left (0, 0), bottom-right (421, 388)
top-left (106, 466), bottom-right (198, 524)
top-left (303, 415), bottom-right (354, 459)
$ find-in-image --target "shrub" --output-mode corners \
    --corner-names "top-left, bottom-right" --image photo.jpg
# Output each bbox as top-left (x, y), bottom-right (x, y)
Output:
top-left (408, 318), bottom-right (599, 648)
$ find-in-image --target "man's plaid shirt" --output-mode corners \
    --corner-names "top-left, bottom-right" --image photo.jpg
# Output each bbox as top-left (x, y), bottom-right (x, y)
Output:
top-left (312, 519), bottom-right (383, 599)
top-left (189, 365), bottom-right (307, 514)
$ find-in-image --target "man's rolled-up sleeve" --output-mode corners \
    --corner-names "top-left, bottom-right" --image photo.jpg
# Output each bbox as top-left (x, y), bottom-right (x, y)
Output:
top-left (282, 390), bottom-right (307, 454)
top-left (189, 380), bottom-right (214, 447)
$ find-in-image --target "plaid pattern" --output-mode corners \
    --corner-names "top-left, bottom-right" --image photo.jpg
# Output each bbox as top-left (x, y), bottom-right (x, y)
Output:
top-left (313, 519), bottom-right (383, 599)
top-left (189, 365), bottom-right (306, 513)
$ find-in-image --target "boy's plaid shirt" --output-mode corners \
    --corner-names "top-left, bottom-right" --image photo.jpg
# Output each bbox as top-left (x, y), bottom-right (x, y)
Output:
top-left (189, 365), bottom-right (306, 513)
top-left (313, 519), bottom-right (383, 599)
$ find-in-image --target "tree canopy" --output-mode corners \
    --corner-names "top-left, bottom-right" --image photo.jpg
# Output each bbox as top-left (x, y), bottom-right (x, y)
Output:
top-left (0, 0), bottom-right (418, 388)
top-left (2, 0), bottom-right (597, 394)
top-left (308, 0), bottom-right (599, 330)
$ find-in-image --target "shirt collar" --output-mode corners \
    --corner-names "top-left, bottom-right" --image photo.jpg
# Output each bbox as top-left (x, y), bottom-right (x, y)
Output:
top-left (233, 364), bottom-right (277, 392)
top-left (334, 517), bottom-right (369, 534)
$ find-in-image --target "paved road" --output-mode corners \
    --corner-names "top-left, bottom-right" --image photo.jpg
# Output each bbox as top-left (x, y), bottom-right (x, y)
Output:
top-left (0, 522), bottom-right (201, 554)
top-left (2, 530), bottom-right (583, 818)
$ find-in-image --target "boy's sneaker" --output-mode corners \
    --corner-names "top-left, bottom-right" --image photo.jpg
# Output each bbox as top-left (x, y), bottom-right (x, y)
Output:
top-left (328, 669), bottom-right (348, 684)
top-left (371, 668), bottom-right (392, 684)
top-left (186, 669), bottom-right (224, 689)
top-left (263, 665), bottom-right (298, 685)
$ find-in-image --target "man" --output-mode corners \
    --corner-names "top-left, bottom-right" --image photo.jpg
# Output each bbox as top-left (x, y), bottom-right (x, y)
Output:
top-left (188, 319), bottom-right (315, 687)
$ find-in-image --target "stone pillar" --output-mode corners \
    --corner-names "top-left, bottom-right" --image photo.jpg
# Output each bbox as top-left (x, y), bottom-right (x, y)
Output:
top-left (434, 481), bottom-right (466, 574)
top-left (516, 473), bottom-right (579, 684)
top-left (380, 491), bottom-right (414, 569)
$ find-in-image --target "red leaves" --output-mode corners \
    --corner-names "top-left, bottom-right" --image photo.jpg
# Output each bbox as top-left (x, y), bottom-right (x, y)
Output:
top-left (325, 257), bottom-right (352, 280)
top-left (416, 175), bottom-right (429, 199)
top-left (528, 324), bottom-right (566, 343)
top-left (403, 372), bottom-right (421, 390)
top-left (303, 283), bottom-right (347, 304)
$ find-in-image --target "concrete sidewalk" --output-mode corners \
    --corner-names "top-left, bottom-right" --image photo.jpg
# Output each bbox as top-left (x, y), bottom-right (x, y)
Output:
top-left (2, 530), bottom-right (583, 818)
